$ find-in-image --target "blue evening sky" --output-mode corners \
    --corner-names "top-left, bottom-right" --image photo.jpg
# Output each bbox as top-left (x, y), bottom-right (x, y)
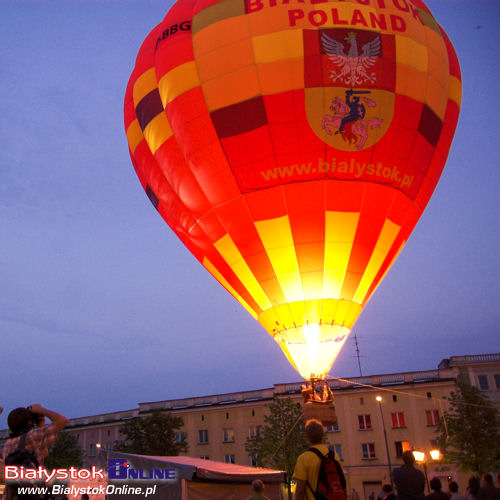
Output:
top-left (0, 0), bottom-right (498, 426)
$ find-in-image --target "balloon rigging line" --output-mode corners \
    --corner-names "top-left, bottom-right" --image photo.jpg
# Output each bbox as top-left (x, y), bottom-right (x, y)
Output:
top-left (269, 412), bottom-right (303, 464)
top-left (328, 376), bottom-right (495, 409)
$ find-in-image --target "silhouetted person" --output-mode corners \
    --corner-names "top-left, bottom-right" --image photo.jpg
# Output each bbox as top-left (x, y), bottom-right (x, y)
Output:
top-left (477, 474), bottom-right (500, 500)
top-left (393, 451), bottom-right (426, 500)
top-left (246, 479), bottom-right (271, 500)
top-left (467, 477), bottom-right (481, 500)
top-left (449, 481), bottom-right (466, 500)
top-left (383, 484), bottom-right (397, 500)
top-left (426, 477), bottom-right (450, 500)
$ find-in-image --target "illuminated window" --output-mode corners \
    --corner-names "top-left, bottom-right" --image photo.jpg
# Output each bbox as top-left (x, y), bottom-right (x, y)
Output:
top-left (361, 443), bottom-right (376, 459)
top-left (395, 441), bottom-right (411, 458)
top-left (358, 414), bottom-right (372, 430)
top-left (223, 428), bottom-right (235, 443)
top-left (425, 410), bottom-right (440, 426)
top-left (391, 412), bottom-right (406, 428)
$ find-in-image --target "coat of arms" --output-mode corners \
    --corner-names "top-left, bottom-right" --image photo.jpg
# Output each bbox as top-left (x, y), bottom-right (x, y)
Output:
top-left (304, 29), bottom-right (395, 151)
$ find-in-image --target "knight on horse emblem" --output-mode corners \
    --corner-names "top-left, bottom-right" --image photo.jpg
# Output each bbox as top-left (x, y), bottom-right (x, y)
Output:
top-left (304, 28), bottom-right (394, 151)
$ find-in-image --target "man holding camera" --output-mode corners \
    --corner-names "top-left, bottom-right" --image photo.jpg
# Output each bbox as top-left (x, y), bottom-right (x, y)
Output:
top-left (2, 403), bottom-right (68, 468)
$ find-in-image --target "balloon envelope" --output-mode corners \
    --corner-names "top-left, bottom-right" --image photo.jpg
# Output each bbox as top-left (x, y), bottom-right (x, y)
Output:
top-left (125, 0), bottom-right (461, 380)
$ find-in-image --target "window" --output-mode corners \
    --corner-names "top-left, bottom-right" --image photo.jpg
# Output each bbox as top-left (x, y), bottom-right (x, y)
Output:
top-left (198, 429), bottom-right (209, 444)
top-left (358, 414), bottom-right (372, 430)
top-left (248, 425), bottom-right (261, 440)
top-left (360, 397), bottom-right (365, 405)
top-left (425, 410), bottom-right (440, 426)
top-left (223, 428), bottom-right (235, 443)
top-left (333, 444), bottom-right (343, 460)
top-left (361, 443), bottom-right (376, 459)
top-left (89, 444), bottom-right (96, 457)
top-left (326, 421), bottom-right (340, 432)
top-left (391, 412), bottom-right (406, 428)
top-left (250, 453), bottom-right (258, 466)
top-left (226, 412), bottom-right (230, 419)
top-left (175, 431), bottom-right (186, 444)
top-left (392, 395), bottom-right (398, 402)
top-left (495, 374), bottom-right (500, 390)
top-left (200, 455), bottom-right (209, 460)
top-left (478, 375), bottom-right (489, 391)
top-left (224, 454), bottom-right (235, 464)
top-left (395, 441), bottom-right (410, 458)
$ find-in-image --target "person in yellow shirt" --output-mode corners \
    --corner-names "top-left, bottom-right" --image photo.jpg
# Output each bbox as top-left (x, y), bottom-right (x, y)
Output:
top-left (293, 419), bottom-right (345, 500)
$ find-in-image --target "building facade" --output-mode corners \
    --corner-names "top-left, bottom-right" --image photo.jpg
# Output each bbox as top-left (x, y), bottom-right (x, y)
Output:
top-left (2, 354), bottom-right (499, 496)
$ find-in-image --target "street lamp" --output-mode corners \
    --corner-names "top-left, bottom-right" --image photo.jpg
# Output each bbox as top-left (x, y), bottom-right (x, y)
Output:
top-left (376, 396), bottom-right (393, 488)
top-left (412, 449), bottom-right (441, 493)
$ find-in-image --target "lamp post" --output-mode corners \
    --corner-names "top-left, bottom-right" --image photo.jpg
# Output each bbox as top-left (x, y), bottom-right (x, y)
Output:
top-left (413, 449), bottom-right (441, 493)
top-left (376, 396), bottom-right (393, 488)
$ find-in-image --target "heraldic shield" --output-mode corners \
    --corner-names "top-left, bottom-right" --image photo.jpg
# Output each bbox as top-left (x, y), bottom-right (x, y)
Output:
top-left (304, 28), bottom-right (396, 151)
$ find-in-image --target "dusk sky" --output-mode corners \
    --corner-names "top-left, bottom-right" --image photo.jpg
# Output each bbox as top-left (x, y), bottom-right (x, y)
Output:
top-left (1, 0), bottom-right (498, 428)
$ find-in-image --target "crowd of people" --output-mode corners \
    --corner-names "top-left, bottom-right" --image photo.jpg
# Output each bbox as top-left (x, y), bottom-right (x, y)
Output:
top-left (356, 450), bottom-right (500, 500)
top-left (1, 404), bottom-right (498, 500)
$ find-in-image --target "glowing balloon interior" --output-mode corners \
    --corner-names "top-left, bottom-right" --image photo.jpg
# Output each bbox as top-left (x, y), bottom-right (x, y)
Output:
top-left (125, 0), bottom-right (461, 380)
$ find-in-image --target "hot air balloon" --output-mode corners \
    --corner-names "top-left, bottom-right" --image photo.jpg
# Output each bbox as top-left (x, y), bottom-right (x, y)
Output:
top-left (124, 0), bottom-right (461, 397)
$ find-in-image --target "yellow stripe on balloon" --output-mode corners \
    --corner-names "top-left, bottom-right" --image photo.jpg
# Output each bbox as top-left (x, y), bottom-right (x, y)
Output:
top-left (252, 30), bottom-right (303, 64)
top-left (324, 211), bottom-right (360, 297)
top-left (353, 219), bottom-right (401, 304)
top-left (126, 119), bottom-right (144, 155)
top-left (448, 75), bottom-right (462, 107)
top-left (395, 35), bottom-right (428, 74)
top-left (202, 256), bottom-right (258, 319)
top-left (133, 68), bottom-right (158, 107)
top-left (214, 234), bottom-right (271, 311)
top-left (143, 113), bottom-right (173, 155)
top-left (255, 216), bottom-right (303, 303)
top-left (158, 61), bottom-right (200, 107)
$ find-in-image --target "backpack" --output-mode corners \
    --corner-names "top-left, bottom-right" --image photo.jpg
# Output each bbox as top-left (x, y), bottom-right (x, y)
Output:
top-left (4, 433), bottom-right (41, 500)
top-left (4, 433), bottom-right (39, 469)
top-left (306, 447), bottom-right (346, 500)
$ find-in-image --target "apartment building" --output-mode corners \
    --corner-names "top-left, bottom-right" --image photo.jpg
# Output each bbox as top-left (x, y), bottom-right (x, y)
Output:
top-left (3, 354), bottom-right (498, 496)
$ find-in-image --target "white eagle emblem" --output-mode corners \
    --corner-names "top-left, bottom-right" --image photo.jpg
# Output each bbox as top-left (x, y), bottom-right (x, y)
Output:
top-left (321, 31), bottom-right (381, 86)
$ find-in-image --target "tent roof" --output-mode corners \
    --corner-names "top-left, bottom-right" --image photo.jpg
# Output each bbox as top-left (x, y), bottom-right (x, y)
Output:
top-left (109, 452), bottom-right (286, 483)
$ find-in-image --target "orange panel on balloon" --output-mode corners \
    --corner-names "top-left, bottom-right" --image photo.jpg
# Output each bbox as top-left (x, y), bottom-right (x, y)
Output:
top-left (125, 0), bottom-right (461, 380)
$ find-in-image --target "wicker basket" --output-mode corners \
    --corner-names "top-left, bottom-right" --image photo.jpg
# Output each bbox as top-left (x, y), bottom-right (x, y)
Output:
top-left (303, 400), bottom-right (337, 426)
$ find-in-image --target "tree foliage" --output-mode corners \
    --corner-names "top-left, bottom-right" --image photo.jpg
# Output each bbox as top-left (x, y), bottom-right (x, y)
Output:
top-left (114, 411), bottom-right (188, 456)
top-left (245, 398), bottom-right (308, 497)
top-left (45, 432), bottom-right (84, 470)
top-left (436, 380), bottom-right (500, 476)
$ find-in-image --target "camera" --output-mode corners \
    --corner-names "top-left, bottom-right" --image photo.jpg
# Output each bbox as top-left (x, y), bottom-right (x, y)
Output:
top-left (27, 406), bottom-right (44, 426)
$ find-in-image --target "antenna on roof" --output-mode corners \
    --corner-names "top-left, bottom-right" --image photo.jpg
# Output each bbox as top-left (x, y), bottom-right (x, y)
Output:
top-left (353, 333), bottom-right (363, 377)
